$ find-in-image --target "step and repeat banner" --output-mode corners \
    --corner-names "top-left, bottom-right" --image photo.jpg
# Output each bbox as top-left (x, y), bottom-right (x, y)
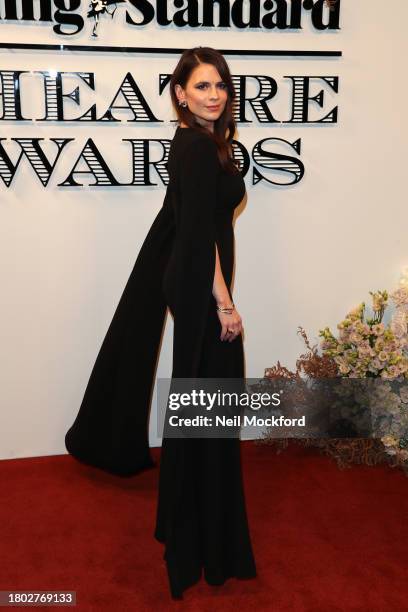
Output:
top-left (0, 0), bottom-right (406, 456)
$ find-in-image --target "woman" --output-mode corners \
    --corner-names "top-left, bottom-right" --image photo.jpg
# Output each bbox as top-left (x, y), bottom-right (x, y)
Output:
top-left (65, 46), bottom-right (256, 599)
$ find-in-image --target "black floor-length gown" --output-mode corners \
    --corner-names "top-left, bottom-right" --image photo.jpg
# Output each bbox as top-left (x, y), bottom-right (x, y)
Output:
top-left (65, 125), bottom-right (257, 598)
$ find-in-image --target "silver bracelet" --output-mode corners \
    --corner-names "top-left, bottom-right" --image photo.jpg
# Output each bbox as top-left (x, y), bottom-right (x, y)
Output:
top-left (216, 302), bottom-right (235, 313)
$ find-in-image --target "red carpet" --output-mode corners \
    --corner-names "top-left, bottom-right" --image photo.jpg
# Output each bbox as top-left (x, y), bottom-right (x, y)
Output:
top-left (1, 441), bottom-right (407, 611)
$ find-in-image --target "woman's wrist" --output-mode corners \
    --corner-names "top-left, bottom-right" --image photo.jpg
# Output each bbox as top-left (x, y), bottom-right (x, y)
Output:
top-left (216, 302), bottom-right (235, 314)
top-left (215, 296), bottom-right (233, 308)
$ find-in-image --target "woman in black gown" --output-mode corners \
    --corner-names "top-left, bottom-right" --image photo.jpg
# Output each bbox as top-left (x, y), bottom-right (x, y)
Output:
top-left (65, 46), bottom-right (257, 599)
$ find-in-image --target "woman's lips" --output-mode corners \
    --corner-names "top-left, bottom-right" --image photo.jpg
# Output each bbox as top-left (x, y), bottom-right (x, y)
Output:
top-left (206, 105), bottom-right (220, 110)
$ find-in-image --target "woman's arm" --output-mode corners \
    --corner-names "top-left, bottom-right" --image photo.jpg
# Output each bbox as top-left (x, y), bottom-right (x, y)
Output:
top-left (173, 135), bottom-right (242, 378)
top-left (172, 136), bottom-right (219, 376)
top-left (213, 243), bottom-right (243, 342)
top-left (212, 243), bottom-right (231, 307)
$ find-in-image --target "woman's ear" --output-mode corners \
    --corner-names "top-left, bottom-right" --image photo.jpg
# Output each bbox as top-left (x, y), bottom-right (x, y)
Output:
top-left (174, 83), bottom-right (184, 104)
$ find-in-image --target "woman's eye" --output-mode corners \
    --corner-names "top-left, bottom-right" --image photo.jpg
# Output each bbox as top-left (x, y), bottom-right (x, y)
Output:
top-left (196, 83), bottom-right (227, 90)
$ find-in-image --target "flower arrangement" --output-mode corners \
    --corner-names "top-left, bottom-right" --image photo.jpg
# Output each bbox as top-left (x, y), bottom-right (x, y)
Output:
top-left (318, 270), bottom-right (408, 465)
top-left (319, 288), bottom-right (408, 380)
top-left (261, 269), bottom-right (408, 474)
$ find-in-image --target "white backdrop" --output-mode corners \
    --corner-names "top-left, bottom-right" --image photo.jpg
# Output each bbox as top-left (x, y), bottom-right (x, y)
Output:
top-left (0, 0), bottom-right (406, 457)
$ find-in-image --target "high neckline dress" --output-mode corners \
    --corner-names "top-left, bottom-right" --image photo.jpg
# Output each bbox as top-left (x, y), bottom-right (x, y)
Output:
top-left (155, 126), bottom-right (257, 598)
top-left (65, 124), bottom-right (257, 599)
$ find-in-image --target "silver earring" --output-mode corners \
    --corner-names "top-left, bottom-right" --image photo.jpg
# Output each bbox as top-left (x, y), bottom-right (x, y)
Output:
top-left (178, 100), bottom-right (187, 108)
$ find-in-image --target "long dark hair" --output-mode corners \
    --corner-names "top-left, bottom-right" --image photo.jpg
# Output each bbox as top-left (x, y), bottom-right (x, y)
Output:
top-left (170, 47), bottom-right (239, 175)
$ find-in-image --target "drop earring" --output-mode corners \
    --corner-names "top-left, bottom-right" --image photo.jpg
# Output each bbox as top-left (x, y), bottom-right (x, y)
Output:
top-left (178, 100), bottom-right (188, 108)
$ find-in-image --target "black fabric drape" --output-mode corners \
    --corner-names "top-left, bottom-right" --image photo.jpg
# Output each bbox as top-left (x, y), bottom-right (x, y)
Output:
top-left (171, 135), bottom-right (219, 378)
top-left (65, 135), bottom-right (220, 475)
top-left (64, 187), bottom-right (175, 476)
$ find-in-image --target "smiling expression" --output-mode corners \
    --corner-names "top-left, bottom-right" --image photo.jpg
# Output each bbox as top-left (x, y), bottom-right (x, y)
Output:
top-left (175, 63), bottom-right (229, 132)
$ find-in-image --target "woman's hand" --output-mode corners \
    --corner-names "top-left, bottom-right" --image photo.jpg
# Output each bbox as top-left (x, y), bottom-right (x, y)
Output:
top-left (217, 306), bottom-right (243, 342)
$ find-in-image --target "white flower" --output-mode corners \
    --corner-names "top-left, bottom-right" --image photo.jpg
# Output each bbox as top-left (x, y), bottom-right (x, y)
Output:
top-left (386, 365), bottom-right (399, 379)
top-left (337, 359), bottom-right (351, 375)
top-left (372, 323), bottom-right (385, 336)
top-left (349, 331), bottom-right (362, 344)
top-left (358, 346), bottom-right (371, 357)
top-left (380, 370), bottom-right (390, 379)
top-left (338, 328), bottom-right (351, 342)
top-left (390, 287), bottom-right (408, 308)
top-left (390, 310), bottom-right (407, 339)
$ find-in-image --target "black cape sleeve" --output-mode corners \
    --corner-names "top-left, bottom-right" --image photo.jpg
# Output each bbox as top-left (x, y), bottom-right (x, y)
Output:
top-left (64, 187), bottom-right (175, 476)
top-left (171, 135), bottom-right (219, 378)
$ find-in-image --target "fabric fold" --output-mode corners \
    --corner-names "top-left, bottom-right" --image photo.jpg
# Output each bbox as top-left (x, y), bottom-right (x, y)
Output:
top-left (65, 188), bottom-right (175, 476)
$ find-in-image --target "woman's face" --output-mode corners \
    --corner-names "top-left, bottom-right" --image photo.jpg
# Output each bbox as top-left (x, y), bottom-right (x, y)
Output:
top-left (175, 63), bottom-right (229, 131)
